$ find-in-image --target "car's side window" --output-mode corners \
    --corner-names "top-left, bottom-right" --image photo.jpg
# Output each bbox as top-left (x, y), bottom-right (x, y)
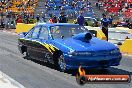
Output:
top-left (25, 27), bottom-right (34, 38)
top-left (39, 26), bottom-right (48, 40)
top-left (31, 26), bottom-right (41, 39)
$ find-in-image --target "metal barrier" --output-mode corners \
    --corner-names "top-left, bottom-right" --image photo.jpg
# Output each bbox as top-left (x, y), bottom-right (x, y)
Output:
top-left (119, 39), bottom-right (132, 54)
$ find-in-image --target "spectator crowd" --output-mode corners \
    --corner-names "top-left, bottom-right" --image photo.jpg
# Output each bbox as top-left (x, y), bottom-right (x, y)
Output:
top-left (0, 0), bottom-right (38, 13)
top-left (44, 0), bottom-right (94, 19)
top-left (95, 0), bottom-right (132, 18)
top-left (0, 0), bottom-right (39, 29)
top-left (0, 0), bottom-right (131, 29)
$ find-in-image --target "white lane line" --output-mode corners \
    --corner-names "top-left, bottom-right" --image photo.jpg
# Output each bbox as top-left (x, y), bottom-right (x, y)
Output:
top-left (0, 71), bottom-right (25, 88)
top-left (1, 49), bottom-right (79, 87)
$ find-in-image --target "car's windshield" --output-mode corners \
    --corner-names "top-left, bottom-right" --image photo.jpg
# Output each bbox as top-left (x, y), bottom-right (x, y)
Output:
top-left (50, 25), bottom-right (89, 39)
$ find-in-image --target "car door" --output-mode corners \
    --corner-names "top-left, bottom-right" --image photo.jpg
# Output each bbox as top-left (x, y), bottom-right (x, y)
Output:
top-left (37, 26), bottom-right (51, 61)
top-left (27, 26), bottom-right (41, 59)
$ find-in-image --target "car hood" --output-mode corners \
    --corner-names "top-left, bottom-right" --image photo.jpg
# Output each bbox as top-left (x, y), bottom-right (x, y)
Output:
top-left (53, 37), bottom-right (117, 52)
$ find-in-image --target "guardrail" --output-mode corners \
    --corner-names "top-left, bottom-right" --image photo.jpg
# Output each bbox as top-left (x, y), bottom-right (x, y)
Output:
top-left (119, 39), bottom-right (132, 54)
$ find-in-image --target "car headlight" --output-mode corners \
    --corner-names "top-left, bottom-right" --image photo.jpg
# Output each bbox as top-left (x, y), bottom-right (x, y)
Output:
top-left (111, 49), bottom-right (120, 54)
top-left (68, 51), bottom-right (92, 56)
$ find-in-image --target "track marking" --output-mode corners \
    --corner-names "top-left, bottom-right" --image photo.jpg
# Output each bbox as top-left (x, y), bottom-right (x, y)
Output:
top-left (0, 71), bottom-right (25, 88)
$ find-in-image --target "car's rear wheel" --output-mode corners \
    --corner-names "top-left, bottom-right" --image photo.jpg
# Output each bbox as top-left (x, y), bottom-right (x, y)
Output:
top-left (26, 51), bottom-right (30, 57)
top-left (57, 55), bottom-right (67, 72)
top-left (25, 48), bottom-right (31, 60)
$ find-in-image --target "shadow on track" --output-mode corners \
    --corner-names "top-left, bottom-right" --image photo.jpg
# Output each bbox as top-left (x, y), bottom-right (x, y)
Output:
top-left (23, 56), bottom-right (132, 76)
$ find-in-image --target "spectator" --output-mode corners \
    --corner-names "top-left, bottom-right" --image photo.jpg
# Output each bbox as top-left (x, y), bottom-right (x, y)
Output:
top-left (53, 15), bottom-right (57, 23)
top-left (49, 14), bottom-right (54, 23)
top-left (101, 14), bottom-right (109, 41)
top-left (87, 0), bottom-right (91, 5)
top-left (59, 12), bottom-right (68, 23)
top-left (42, 16), bottom-right (45, 22)
top-left (1, 18), bottom-right (5, 28)
top-left (122, 7), bottom-right (127, 12)
top-left (77, 11), bottom-right (84, 26)
top-left (36, 15), bottom-right (40, 22)
top-left (95, 2), bottom-right (98, 8)
top-left (98, 1), bottom-right (101, 10)
top-left (25, 14), bottom-right (29, 24)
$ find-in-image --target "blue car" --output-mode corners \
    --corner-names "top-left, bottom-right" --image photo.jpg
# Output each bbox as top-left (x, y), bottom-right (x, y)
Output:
top-left (18, 23), bottom-right (122, 71)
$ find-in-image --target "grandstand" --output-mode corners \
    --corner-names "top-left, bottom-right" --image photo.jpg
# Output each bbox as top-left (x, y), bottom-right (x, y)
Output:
top-left (0, 0), bottom-right (95, 22)
top-left (0, 0), bottom-right (131, 18)
top-left (42, 0), bottom-right (94, 19)
top-left (0, 0), bottom-right (38, 13)
top-left (3, 0), bottom-right (128, 25)
top-left (97, 0), bottom-right (132, 18)
top-left (0, 0), bottom-right (39, 28)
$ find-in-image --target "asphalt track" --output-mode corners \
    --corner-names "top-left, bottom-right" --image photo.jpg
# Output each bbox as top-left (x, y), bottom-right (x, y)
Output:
top-left (0, 31), bottom-right (132, 88)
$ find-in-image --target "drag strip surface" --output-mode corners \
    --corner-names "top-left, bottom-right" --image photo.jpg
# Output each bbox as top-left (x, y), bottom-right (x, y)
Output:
top-left (0, 31), bottom-right (132, 88)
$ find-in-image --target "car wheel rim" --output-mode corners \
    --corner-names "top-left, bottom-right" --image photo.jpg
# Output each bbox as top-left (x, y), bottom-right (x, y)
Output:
top-left (45, 53), bottom-right (54, 64)
top-left (58, 55), bottom-right (66, 71)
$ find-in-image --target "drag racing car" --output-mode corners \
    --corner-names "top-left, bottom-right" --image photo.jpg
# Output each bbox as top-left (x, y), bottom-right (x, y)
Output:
top-left (18, 23), bottom-right (122, 72)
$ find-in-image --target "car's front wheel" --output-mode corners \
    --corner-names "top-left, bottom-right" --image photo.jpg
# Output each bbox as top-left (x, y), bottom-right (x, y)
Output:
top-left (57, 55), bottom-right (67, 72)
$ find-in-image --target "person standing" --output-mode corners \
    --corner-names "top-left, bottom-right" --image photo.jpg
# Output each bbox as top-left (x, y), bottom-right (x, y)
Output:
top-left (77, 11), bottom-right (84, 26)
top-left (53, 15), bottom-right (57, 23)
top-left (36, 14), bottom-right (40, 22)
top-left (95, 2), bottom-right (98, 8)
top-left (49, 14), bottom-right (57, 23)
top-left (49, 14), bottom-right (54, 23)
top-left (101, 14), bottom-right (109, 41)
top-left (59, 12), bottom-right (68, 23)
top-left (98, 1), bottom-right (101, 10)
